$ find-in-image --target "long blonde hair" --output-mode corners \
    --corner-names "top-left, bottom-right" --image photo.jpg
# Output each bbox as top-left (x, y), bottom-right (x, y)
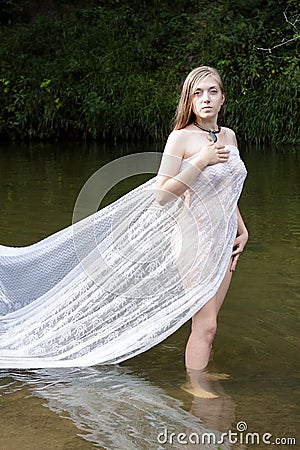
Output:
top-left (174, 66), bottom-right (225, 130)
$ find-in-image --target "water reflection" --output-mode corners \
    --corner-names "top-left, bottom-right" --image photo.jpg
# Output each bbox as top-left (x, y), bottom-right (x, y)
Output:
top-left (0, 366), bottom-right (237, 449)
top-left (0, 142), bottom-right (299, 449)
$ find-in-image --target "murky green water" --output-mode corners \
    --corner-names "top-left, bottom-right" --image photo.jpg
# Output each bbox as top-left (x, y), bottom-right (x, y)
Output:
top-left (0, 142), bottom-right (299, 449)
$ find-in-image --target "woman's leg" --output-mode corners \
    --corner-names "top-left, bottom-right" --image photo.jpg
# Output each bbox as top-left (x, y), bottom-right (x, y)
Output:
top-left (185, 258), bottom-right (233, 371)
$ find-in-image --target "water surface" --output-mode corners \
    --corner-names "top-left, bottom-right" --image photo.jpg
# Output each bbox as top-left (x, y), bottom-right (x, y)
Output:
top-left (0, 141), bottom-right (299, 449)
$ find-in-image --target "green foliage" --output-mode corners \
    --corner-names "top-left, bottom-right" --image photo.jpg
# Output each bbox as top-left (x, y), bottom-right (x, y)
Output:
top-left (0, 0), bottom-right (26, 25)
top-left (0, 0), bottom-right (299, 143)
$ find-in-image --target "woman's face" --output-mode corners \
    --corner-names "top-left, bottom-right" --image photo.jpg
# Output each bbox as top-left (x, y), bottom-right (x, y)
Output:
top-left (191, 75), bottom-right (225, 123)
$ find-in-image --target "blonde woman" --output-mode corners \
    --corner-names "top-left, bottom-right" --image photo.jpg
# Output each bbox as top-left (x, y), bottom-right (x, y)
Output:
top-left (156, 66), bottom-right (248, 396)
top-left (0, 67), bottom-right (247, 386)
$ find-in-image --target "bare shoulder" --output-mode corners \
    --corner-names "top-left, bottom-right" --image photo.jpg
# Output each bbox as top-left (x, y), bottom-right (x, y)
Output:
top-left (163, 129), bottom-right (187, 159)
top-left (222, 127), bottom-right (238, 147)
top-left (156, 130), bottom-right (187, 186)
top-left (166, 129), bottom-right (188, 143)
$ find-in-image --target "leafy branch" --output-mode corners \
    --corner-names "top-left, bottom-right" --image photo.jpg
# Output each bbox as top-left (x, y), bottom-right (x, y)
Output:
top-left (256, 6), bottom-right (300, 57)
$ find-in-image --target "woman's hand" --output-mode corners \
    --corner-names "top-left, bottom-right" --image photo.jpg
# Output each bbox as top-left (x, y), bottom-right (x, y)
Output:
top-left (230, 230), bottom-right (248, 272)
top-left (195, 142), bottom-right (230, 168)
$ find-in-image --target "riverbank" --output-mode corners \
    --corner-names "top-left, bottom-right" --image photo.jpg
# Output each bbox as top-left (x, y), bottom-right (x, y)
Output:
top-left (0, 1), bottom-right (299, 144)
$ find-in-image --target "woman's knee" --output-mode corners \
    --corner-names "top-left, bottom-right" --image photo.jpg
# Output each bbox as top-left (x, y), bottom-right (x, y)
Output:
top-left (191, 316), bottom-right (217, 345)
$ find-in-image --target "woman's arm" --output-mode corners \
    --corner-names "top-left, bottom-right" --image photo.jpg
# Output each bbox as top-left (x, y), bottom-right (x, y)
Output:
top-left (155, 131), bottom-right (229, 205)
top-left (230, 206), bottom-right (249, 271)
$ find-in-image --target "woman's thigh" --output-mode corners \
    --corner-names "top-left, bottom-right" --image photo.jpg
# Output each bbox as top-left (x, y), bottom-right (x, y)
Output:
top-left (216, 257), bottom-right (233, 313)
top-left (192, 257), bottom-right (233, 327)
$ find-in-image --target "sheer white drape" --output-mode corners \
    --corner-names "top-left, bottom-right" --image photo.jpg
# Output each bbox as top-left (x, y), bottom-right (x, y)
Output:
top-left (0, 146), bottom-right (247, 368)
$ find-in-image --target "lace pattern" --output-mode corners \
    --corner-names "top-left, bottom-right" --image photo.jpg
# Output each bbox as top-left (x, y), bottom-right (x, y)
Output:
top-left (0, 145), bottom-right (247, 368)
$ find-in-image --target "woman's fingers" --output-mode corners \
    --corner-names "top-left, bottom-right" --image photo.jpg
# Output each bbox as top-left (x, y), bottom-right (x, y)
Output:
top-left (231, 232), bottom-right (248, 271)
top-left (199, 144), bottom-right (230, 166)
top-left (232, 245), bottom-right (243, 256)
top-left (216, 148), bottom-right (230, 161)
top-left (230, 254), bottom-right (240, 272)
top-left (231, 241), bottom-right (245, 270)
top-left (231, 240), bottom-right (243, 271)
top-left (232, 238), bottom-right (244, 256)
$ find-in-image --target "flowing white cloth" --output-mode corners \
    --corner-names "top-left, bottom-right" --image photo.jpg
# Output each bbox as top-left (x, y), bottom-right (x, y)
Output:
top-left (0, 145), bottom-right (247, 368)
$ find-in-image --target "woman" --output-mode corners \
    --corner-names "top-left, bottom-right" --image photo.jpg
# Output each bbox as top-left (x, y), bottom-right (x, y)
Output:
top-left (155, 66), bottom-right (248, 395)
top-left (0, 67), bottom-right (247, 379)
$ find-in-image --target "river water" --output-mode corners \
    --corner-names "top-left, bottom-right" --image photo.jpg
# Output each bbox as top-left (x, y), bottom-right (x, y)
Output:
top-left (0, 141), bottom-right (299, 449)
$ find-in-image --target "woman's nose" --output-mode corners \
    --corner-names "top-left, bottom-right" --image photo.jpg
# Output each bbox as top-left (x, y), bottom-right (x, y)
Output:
top-left (202, 91), bottom-right (210, 102)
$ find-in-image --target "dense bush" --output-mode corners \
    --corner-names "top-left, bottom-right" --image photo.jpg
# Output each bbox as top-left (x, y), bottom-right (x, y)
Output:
top-left (0, 0), bottom-right (299, 144)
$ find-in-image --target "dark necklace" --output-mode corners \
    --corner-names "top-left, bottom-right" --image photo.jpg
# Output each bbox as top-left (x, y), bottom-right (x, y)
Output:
top-left (194, 121), bottom-right (221, 143)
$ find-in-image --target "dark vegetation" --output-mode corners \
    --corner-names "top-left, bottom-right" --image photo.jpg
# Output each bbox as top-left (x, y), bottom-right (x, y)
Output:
top-left (0, 0), bottom-right (299, 144)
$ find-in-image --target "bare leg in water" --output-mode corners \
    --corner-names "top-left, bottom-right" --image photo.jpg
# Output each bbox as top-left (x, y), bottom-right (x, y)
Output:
top-left (182, 258), bottom-right (233, 398)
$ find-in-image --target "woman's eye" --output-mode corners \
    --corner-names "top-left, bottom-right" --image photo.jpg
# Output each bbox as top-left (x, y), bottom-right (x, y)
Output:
top-left (194, 91), bottom-right (202, 96)
top-left (210, 89), bottom-right (218, 94)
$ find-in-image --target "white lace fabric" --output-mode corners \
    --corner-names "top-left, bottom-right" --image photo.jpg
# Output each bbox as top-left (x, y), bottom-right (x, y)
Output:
top-left (0, 145), bottom-right (247, 368)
